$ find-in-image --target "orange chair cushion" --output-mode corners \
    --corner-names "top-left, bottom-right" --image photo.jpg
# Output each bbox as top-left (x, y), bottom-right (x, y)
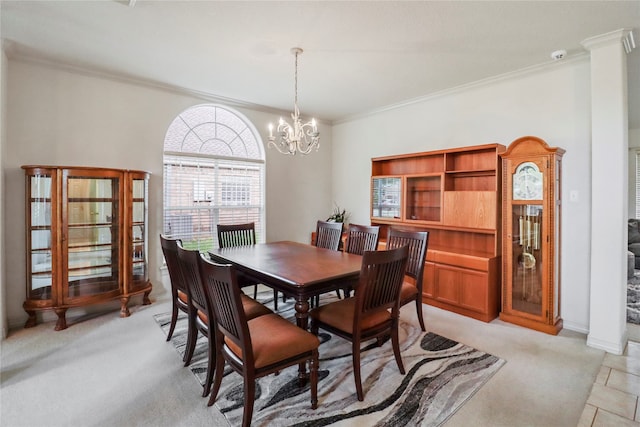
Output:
top-left (399, 281), bottom-right (418, 303)
top-left (309, 298), bottom-right (391, 334)
top-left (177, 289), bottom-right (188, 303)
top-left (225, 313), bottom-right (320, 369)
top-left (196, 295), bottom-right (271, 326)
top-left (240, 294), bottom-right (273, 320)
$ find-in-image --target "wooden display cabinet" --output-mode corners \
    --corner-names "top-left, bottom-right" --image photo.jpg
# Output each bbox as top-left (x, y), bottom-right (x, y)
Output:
top-left (22, 165), bottom-right (152, 330)
top-left (499, 136), bottom-right (564, 334)
top-left (371, 143), bottom-right (505, 322)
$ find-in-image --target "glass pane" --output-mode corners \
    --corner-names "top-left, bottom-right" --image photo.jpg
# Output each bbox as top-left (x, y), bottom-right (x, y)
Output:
top-left (133, 202), bottom-right (144, 223)
top-left (31, 229), bottom-right (51, 250)
top-left (406, 176), bottom-right (441, 221)
top-left (372, 177), bottom-right (401, 219)
top-left (31, 175), bottom-right (52, 198)
top-left (67, 247), bottom-right (119, 296)
top-left (31, 202), bottom-right (51, 227)
top-left (68, 177), bottom-right (114, 198)
top-left (67, 202), bottom-right (113, 226)
top-left (132, 179), bottom-right (145, 199)
top-left (511, 204), bottom-right (543, 317)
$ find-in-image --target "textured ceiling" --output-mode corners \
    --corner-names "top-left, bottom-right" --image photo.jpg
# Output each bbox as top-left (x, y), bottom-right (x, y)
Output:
top-left (2, 1), bottom-right (639, 125)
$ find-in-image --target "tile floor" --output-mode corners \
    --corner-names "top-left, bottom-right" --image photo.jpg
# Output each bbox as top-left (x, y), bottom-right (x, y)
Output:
top-left (578, 331), bottom-right (640, 426)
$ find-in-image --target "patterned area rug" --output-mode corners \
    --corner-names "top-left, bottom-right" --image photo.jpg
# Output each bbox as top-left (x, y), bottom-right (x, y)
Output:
top-left (628, 271), bottom-right (640, 324)
top-left (154, 293), bottom-right (505, 426)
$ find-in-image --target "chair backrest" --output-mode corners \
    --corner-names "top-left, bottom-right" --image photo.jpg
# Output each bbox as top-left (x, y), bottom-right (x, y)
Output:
top-left (217, 222), bottom-right (257, 248)
top-left (160, 234), bottom-right (187, 294)
top-left (344, 224), bottom-right (380, 255)
top-left (198, 255), bottom-right (253, 364)
top-left (176, 242), bottom-right (208, 315)
top-left (315, 220), bottom-right (343, 251)
top-left (354, 246), bottom-right (409, 325)
top-left (386, 228), bottom-right (429, 286)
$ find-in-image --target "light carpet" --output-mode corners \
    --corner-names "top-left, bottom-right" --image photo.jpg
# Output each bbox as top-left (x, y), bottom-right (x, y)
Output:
top-left (154, 294), bottom-right (505, 426)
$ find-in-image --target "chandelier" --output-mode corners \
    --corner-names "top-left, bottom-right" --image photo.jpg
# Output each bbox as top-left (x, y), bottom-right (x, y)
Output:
top-left (268, 47), bottom-right (320, 155)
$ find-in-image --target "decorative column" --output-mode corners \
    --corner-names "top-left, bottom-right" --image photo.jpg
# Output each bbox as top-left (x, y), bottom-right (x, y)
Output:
top-left (582, 29), bottom-right (634, 354)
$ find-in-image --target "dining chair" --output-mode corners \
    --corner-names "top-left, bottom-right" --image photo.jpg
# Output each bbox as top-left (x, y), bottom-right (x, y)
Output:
top-left (160, 234), bottom-right (192, 362)
top-left (309, 245), bottom-right (409, 401)
top-left (311, 220), bottom-right (344, 306)
top-left (315, 220), bottom-right (344, 251)
top-left (386, 228), bottom-right (430, 331)
top-left (344, 223), bottom-right (380, 255)
top-left (340, 223), bottom-right (381, 298)
top-left (199, 256), bottom-right (320, 427)
top-left (176, 242), bottom-right (272, 398)
top-left (217, 222), bottom-right (282, 310)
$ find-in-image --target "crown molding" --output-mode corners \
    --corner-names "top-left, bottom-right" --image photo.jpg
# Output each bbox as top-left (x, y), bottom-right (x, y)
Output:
top-left (3, 46), bottom-right (303, 120)
top-left (581, 28), bottom-right (633, 51)
top-left (334, 53), bottom-right (590, 125)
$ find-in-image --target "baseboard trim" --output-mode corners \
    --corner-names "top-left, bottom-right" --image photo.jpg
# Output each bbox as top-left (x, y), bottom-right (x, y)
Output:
top-left (587, 333), bottom-right (626, 355)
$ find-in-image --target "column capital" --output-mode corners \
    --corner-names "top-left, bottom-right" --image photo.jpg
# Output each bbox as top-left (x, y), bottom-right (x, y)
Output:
top-left (581, 28), bottom-right (634, 51)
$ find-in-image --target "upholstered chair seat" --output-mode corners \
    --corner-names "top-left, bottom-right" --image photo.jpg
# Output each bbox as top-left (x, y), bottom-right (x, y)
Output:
top-left (225, 313), bottom-right (320, 369)
top-left (399, 278), bottom-right (419, 302)
top-left (310, 298), bottom-right (391, 334)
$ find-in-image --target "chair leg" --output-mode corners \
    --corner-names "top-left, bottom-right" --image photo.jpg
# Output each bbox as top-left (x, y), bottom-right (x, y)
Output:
top-left (183, 311), bottom-right (198, 366)
top-left (415, 297), bottom-right (426, 331)
top-left (242, 378), bottom-right (256, 427)
top-left (253, 284), bottom-right (258, 299)
top-left (310, 350), bottom-right (319, 409)
top-left (273, 289), bottom-right (279, 311)
top-left (202, 332), bottom-right (216, 397)
top-left (352, 341), bottom-right (364, 401)
top-left (207, 347), bottom-right (226, 407)
top-left (391, 322), bottom-right (405, 375)
top-left (166, 302), bottom-right (179, 341)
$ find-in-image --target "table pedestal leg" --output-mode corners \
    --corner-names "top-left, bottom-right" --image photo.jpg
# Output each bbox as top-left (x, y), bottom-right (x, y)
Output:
top-left (295, 297), bottom-right (310, 383)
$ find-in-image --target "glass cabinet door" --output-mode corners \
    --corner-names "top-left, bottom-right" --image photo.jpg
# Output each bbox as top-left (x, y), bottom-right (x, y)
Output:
top-left (509, 204), bottom-right (544, 317)
top-left (64, 175), bottom-right (120, 301)
top-left (371, 177), bottom-right (401, 220)
top-left (131, 177), bottom-right (148, 284)
top-left (28, 173), bottom-right (54, 300)
top-left (406, 175), bottom-right (442, 222)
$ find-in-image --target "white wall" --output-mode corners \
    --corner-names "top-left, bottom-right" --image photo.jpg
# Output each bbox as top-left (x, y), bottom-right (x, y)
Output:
top-left (0, 41), bottom-right (6, 339)
top-left (332, 58), bottom-right (593, 332)
top-left (2, 58), bottom-right (333, 329)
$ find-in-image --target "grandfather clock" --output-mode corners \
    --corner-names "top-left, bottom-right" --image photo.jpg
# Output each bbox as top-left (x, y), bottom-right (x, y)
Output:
top-left (500, 136), bottom-right (564, 335)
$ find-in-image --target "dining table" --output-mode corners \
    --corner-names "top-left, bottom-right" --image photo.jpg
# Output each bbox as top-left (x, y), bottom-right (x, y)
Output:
top-left (208, 240), bottom-right (363, 331)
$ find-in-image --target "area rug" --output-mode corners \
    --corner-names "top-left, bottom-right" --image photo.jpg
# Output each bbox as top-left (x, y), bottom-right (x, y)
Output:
top-left (154, 293), bottom-right (505, 426)
top-left (628, 271), bottom-right (640, 324)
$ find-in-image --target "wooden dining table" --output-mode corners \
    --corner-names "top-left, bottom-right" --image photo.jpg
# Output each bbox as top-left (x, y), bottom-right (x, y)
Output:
top-left (208, 240), bottom-right (363, 331)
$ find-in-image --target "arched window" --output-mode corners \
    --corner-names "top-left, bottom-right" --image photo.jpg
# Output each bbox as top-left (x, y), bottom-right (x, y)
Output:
top-left (163, 104), bottom-right (265, 251)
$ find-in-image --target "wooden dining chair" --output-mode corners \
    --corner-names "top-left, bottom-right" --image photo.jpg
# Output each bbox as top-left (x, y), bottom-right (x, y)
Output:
top-left (311, 220), bottom-right (344, 306)
top-left (386, 228), bottom-right (430, 331)
top-left (176, 242), bottom-right (272, 398)
top-left (340, 223), bottom-right (381, 298)
top-left (344, 223), bottom-right (380, 255)
top-left (199, 256), bottom-right (320, 427)
top-left (217, 222), bottom-right (282, 310)
top-left (309, 245), bottom-right (409, 401)
top-left (315, 220), bottom-right (344, 251)
top-left (160, 234), bottom-right (192, 362)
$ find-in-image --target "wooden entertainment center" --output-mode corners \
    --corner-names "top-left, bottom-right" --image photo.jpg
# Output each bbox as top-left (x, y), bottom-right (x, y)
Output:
top-left (371, 143), bottom-right (505, 322)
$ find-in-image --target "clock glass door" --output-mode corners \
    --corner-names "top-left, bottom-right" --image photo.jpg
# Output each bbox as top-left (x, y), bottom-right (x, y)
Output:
top-left (510, 203), bottom-right (543, 317)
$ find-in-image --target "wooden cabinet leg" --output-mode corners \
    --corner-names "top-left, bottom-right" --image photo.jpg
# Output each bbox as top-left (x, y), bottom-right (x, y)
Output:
top-left (24, 310), bottom-right (37, 328)
top-left (142, 290), bottom-right (152, 305)
top-left (54, 308), bottom-right (68, 331)
top-left (120, 297), bottom-right (131, 317)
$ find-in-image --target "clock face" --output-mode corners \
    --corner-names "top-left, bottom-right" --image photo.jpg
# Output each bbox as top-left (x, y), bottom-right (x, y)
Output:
top-left (513, 162), bottom-right (543, 200)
